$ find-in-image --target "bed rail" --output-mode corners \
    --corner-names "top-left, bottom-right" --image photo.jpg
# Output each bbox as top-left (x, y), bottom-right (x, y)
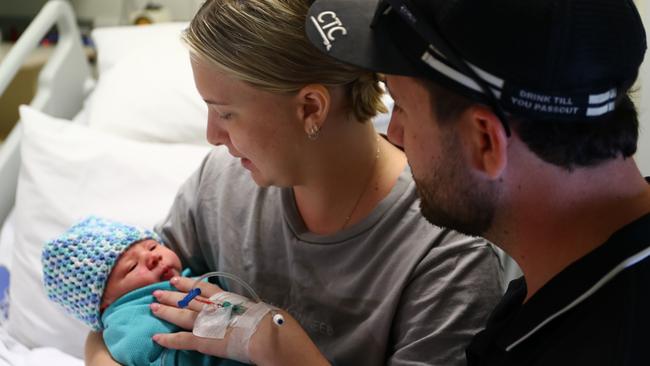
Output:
top-left (0, 0), bottom-right (93, 225)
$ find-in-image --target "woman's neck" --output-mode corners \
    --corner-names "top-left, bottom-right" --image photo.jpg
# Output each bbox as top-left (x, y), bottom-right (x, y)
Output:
top-left (293, 125), bottom-right (407, 236)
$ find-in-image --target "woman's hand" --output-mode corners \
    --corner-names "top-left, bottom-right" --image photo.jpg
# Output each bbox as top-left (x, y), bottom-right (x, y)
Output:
top-left (151, 277), bottom-right (230, 357)
top-left (152, 276), bottom-right (330, 366)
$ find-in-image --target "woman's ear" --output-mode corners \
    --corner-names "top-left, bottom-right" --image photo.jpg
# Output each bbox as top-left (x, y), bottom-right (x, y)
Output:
top-left (296, 84), bottom-right (330, 137)
top-left (462, 105), bottom-right (509, 179)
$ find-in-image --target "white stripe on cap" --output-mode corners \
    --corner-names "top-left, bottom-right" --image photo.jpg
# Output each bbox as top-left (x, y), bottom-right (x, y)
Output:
top-left (469, 63), bottom-right (504, 90)
top-left (421, 51), bottom-right (502, 98)
top-left (589, 88), bottom-right (617, 105)
top-left (425, 45), bottom-right (505, 91)
top-left (506, 244), bottom-right (650, 352)
top-left (586, 102), bottom-right (616, 117)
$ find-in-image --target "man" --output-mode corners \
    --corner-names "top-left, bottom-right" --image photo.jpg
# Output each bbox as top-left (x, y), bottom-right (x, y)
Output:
top-left (307, 0), bottom-right (650, 364)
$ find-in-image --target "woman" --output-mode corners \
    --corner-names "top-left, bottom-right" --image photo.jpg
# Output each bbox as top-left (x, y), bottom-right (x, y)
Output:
top-left (86, 1), bottom-right (504, 365)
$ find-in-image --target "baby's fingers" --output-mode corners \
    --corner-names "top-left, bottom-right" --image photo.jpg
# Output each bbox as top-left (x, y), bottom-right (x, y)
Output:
top-left (150, 302), bottom-right (198, 330)
top-left (153, 289), bottom-right (204, 312)
top-left (170, 276), bottom-right (224, 298)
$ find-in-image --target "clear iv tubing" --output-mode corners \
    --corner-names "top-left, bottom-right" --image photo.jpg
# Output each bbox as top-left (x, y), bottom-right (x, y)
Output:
top-left (195, 271), bottom-right (262, 303)
top-left (177, 271), bottom-right (285, 326)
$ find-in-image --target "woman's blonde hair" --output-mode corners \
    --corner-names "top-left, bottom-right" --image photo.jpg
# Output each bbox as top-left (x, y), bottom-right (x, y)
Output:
top-left (182, 0), bottom-right (387, 122)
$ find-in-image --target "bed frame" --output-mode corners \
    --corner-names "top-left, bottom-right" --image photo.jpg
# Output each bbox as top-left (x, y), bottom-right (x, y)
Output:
top-left (0, 0), bottom-right (94, 226)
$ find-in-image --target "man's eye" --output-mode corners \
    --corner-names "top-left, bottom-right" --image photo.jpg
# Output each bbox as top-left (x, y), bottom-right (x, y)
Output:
top-left (219, 113), bottom-right (232, 120)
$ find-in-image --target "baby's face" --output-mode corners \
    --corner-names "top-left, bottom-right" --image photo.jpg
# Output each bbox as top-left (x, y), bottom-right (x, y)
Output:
top-left (101, 240), bottom-right (182, 309)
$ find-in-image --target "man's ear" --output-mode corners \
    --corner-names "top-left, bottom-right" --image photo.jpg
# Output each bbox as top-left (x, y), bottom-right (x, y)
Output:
top-left (462, 105), bottom-right (509, 179)
top-left (296, 84), bottom-right (330, 135)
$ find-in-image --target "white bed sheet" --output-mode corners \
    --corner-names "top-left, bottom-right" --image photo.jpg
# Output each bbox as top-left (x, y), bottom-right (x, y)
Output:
top-left (0, 327), bottom-right (83, 366)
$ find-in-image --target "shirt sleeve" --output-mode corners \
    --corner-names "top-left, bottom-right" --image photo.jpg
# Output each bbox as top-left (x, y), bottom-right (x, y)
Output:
top-left (388, 231), bottom-right (505, 366)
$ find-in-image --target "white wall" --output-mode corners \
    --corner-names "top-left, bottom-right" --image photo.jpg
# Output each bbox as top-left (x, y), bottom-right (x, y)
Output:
top-left (131, 0), bottom-right (204, 21)
top-left (70, 0), bottom-right (124, 26)
top-left (69, 0), bottom-right (203, 26)
top-left (637, 0), bottom-right (650, 176)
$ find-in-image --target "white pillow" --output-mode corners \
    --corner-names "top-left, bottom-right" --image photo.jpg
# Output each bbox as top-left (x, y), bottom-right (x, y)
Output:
top-left (91, 23), bottom-right (189, 76)
top-left (9, 106), bottom-right (211, 358)
top-left (88, 23), bottom-right (208, 145)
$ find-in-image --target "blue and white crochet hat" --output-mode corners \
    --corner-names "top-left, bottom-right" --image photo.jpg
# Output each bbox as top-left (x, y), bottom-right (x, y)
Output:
top-left (42, 216), bottom-right (160, 331)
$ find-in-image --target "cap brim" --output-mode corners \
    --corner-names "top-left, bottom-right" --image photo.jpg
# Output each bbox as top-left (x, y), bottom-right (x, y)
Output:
top-left (306, 0), bottom-right (421, 76)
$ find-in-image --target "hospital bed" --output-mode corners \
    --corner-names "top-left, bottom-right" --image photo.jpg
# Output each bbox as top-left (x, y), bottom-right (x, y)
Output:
top-left (0, 1), bottom-right (217, 363)
top-left (0, 1), bottom-right (395, 363)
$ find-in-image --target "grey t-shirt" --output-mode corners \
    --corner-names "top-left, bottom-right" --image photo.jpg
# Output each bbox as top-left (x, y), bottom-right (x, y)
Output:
top-left (156, 148), bottom-right (505, 366)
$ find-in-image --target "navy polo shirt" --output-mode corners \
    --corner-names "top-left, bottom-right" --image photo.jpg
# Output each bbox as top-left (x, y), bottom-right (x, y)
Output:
top-left (466, 212), bottom-right (650, 365)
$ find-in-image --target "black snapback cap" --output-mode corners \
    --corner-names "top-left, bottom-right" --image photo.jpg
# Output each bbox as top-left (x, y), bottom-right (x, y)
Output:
top-left (306, 0), bottom-right (647, 122)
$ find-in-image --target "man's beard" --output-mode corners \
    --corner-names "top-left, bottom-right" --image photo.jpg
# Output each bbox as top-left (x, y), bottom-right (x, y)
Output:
top-left (413, 133), bottom-right (500, 237)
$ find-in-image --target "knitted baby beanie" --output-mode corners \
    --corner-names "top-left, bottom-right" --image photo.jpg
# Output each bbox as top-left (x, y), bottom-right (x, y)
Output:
top-left (42, 216), bottom-right (159, 331)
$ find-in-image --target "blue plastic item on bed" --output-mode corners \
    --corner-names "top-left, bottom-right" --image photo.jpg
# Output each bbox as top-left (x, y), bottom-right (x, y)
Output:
top-left (0, 265), bottom-right (9, 320)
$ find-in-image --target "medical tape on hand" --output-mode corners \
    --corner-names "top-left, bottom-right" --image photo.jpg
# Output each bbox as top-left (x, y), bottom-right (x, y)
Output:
top-left (193, 291), bottom-right (253, 339)
top-left (192, 291), bottom-right (274, 363)
top-left (226, 301), bottom-right (273, 364)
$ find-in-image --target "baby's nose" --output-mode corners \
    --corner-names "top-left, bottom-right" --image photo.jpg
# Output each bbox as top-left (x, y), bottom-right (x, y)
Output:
top-left (146, 252), bottom-right (163, 269)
